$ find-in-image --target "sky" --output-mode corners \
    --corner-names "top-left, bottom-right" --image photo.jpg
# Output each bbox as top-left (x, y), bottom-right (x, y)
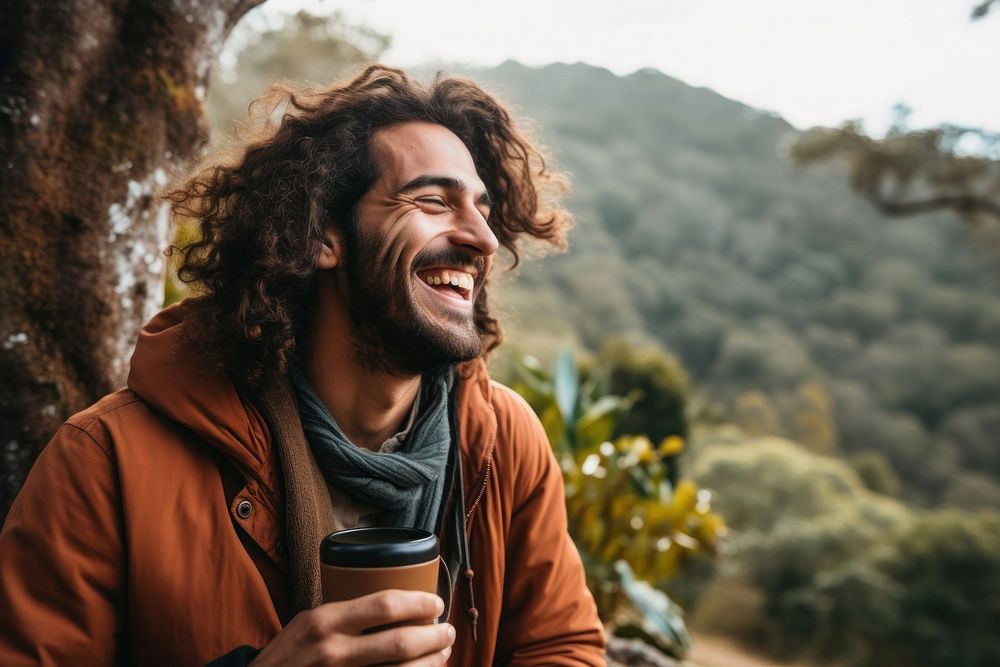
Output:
top-left (252, 0), bottom-right (998, 137)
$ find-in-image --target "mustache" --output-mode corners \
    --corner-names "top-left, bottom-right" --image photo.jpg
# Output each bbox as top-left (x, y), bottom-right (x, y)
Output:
top-left (413, 248), bottom-right (486, 277)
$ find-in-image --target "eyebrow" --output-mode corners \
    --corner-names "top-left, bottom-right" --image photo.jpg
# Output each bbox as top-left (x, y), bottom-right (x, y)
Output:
top-left (397, 175), bottom-right (492, 207)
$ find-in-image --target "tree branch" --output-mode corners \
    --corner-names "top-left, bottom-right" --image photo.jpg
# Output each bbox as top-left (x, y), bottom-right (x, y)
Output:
top-left (866, 192), bottom-right (1000, 222)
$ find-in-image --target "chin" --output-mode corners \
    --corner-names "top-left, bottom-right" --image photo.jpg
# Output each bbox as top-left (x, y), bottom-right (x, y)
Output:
top-left (352, 316), bottom-right (482, 376)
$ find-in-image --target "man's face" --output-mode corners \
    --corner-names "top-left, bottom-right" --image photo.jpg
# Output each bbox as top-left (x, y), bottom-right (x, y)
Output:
top-left (339, 121), bottom-right (498, 376)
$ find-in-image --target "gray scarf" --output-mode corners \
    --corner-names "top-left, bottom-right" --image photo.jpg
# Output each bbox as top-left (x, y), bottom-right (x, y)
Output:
top-left (289, 366), bottom-right (454, 532)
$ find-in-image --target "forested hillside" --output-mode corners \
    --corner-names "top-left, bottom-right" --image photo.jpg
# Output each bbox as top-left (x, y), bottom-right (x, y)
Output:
top-left (472, 61), bottom-right (1000, 509)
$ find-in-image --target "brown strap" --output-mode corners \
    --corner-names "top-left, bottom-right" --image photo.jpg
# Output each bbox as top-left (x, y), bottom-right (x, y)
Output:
top-left (254, 376), bottom-right (337, 612)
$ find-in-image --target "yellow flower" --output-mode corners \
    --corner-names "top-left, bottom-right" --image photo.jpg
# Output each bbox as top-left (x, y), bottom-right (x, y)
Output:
top-left (658, 435), bottom-right (686, 456)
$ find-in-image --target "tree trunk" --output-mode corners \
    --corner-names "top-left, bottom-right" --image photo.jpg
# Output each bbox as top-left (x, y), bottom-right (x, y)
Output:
top-left (0, 0), bottom-right (264, 521)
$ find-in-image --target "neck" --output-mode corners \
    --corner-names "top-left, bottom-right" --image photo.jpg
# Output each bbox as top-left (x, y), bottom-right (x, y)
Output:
top-left (301, 277), bottom-right (420, 451)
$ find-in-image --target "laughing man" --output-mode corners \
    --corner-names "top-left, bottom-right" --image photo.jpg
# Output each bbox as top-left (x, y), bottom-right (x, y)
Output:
top-left (0, 66), bottom-right (605, 665)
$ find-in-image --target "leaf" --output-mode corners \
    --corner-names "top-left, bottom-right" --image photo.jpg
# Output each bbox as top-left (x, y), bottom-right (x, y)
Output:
top-left (627, 466), bottom-right (656, 498)
top-left (540, 404), bottom-right (565, 451)
top-left (521, 354), bottom-right (544, 372)
top-left (583, 516), bottom-right (606, 552)
top-left (579, 367), bottom-right (608, 410)
top-left (671, 479), bottom-right (698, 517)
top-left (653, 542), bottom-right (681, 580)
top-left (694, 513), bottom-right (726, 550)
top-left (511, 362), bottom-right (552, 401)
top-left (612, 560), bottom-right (692, 659)
top-left (553, 348), bottom-right (579, 424)
top-left (577, 396), bottom-right (631, 447)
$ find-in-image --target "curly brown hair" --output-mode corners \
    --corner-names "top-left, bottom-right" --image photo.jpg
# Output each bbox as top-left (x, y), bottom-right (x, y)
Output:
top-left (168, 65), bottom-right (571, 385)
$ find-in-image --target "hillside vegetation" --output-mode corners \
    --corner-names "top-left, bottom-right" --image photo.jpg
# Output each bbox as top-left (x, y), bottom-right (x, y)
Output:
top-left (475, 61), bottom-right (1000, 509)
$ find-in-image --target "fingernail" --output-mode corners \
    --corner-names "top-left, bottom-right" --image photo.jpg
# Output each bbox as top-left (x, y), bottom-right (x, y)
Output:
top-left (447, 623), bottom-right (456, 640)
top-left (435, 597), bottom-right (445, 615)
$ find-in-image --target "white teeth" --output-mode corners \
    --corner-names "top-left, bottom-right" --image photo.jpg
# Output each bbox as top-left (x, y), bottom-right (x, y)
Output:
top-left (422, 271), bottom-right (474, 291)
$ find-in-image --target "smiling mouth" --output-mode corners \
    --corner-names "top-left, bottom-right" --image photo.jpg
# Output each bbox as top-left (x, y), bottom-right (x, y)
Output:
top-left (416, 268), bottom-right (474, 303)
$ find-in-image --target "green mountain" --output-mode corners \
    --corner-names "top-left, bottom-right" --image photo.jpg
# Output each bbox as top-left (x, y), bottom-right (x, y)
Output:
top-left (469, 61), bottom-right (1000, 508)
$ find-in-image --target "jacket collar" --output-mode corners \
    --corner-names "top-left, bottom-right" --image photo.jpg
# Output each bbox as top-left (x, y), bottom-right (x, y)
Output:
top-left (127, 301), bottom-right (499, 485)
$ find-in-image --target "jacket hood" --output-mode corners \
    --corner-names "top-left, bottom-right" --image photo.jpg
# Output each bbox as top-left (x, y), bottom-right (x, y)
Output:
top-left (126, 302), bottom-right (270, 476)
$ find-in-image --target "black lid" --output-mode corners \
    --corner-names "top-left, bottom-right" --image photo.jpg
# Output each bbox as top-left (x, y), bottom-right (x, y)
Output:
top-left (321, 527), bottom-right (439, 567)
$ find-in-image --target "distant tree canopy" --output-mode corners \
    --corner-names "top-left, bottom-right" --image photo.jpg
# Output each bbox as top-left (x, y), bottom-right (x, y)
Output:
top-left (471, 58), bottom-right (1000, 509)
top-left (687, 435), bottom-right (1000, 667)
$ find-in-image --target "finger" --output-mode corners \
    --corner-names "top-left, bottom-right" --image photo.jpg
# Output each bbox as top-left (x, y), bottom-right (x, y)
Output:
top-left (349, 622), bottom-right (454, 664)
top-left (399, 645), bottom-right (453, 667)
top-left (328, 590), bottom-right (444, 635)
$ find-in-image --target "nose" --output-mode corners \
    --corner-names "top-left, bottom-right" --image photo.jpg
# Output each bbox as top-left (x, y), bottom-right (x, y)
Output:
top-left (450, 203), bottom-right (499, 258)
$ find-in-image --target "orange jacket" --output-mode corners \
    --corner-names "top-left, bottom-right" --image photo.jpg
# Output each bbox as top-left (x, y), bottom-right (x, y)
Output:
top-left (0, 304), bottom-right (605, 665)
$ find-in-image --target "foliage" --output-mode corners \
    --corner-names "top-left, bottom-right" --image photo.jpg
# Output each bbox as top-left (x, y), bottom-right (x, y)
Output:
top-left (473, 60), bottom-right (1000, 508)
top-left (778, 5), bottom-right (1000, 505)
top-left (868, 511), bottom-right (1000, 667)
top-left (790, 115), bottom-right (1000, 227)
top-left (688, 434), bottom-right (903, 534)
top-left (687, 430), bottom-right (1000, 667)
top-left (512, 350), bottom-right (725, 658)
top-left (611, 561), bottom-right (691, 657)
top-left (598, 337), bottom-right (690, 446)
top-left (848, 450), bottom-right (902, 497)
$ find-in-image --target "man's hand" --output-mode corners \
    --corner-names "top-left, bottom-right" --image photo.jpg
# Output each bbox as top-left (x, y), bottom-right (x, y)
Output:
top-left (250, 590), bottom-right (454, 666)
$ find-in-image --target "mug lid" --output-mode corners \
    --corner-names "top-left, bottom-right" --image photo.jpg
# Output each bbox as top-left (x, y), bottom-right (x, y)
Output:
top-left (321, 527), bottom-right (439, 567)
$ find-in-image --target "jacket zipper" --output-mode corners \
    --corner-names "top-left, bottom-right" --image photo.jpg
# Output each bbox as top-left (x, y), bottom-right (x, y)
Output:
top-left (464, 436), bottom-right (495, 529)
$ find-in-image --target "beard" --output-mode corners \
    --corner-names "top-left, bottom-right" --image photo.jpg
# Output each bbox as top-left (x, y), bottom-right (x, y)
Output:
top-left (341, 227), bottom-right (485, 376)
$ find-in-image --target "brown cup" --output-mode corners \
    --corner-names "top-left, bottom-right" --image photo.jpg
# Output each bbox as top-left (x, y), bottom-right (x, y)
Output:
top-left (321, 527), bottom-right (441, 628)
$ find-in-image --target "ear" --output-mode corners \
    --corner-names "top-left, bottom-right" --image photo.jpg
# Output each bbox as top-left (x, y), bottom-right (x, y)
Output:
top-left (316, 227), bottom-right (343, 270)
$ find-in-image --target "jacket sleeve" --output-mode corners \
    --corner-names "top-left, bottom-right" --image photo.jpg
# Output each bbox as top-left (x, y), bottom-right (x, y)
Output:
top-left (0, 424), bottom-right (125, 666)
top-left (493, 388), bottom-right (606, 666)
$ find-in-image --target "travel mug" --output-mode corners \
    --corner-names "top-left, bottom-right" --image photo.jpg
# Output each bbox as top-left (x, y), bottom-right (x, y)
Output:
top-left (320, 527), bottom-right (442, 627)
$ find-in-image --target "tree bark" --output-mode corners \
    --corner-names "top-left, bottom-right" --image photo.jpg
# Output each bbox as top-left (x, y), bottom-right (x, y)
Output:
top-left (0, 0), bottom-right (264, 521)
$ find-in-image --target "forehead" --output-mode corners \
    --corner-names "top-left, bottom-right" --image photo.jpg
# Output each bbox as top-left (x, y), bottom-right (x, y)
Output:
top-left (370, 121), bottom-right (484, 192)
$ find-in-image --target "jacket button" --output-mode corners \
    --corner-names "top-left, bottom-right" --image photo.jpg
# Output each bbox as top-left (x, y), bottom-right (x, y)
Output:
top-left (236, 500), bottom-right (253, 519)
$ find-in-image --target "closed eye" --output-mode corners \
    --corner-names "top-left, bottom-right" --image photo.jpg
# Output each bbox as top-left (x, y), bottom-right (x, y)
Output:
top-left (417, 196), bottom-right (447, 207)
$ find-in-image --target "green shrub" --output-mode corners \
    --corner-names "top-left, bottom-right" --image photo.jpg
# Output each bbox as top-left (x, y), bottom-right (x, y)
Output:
top-left (687, 430), bottom-right (1000, 667)
top-left (512, 350), bottom-right (725, 658)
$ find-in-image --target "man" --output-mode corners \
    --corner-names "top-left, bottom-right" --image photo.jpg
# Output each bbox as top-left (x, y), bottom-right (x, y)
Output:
top-left (0, 66), bottom-right (605, 665)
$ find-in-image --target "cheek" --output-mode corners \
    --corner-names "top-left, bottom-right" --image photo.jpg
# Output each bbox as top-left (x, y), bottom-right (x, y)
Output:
top-left (377, 219), bottom-right (437, 269)
top-left (374, 233), bottom-right (420, 275)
